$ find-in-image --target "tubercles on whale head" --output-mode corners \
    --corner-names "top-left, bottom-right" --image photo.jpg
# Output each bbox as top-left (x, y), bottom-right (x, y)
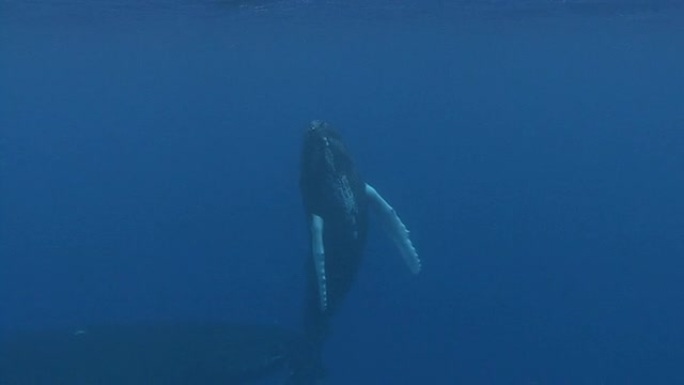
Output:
top-left (309, 119), bottom-right (326, 131)
top-left (303, 120), bottom-right (348, 160)
top-left (306, 120), bottom-right (335, 146)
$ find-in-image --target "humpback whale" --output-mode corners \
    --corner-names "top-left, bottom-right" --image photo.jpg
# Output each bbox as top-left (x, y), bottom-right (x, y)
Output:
top-left (299, 120), bottom-right (421, 340)
top-left (0, 322), bottom-right (320, 385)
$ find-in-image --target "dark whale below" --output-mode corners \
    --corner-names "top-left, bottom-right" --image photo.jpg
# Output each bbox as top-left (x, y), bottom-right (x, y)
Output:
top-left (0, 322), bottom-right (321, 385)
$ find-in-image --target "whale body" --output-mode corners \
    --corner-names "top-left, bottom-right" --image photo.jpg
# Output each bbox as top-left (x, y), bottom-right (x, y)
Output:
top-left (299, 120), bottom-right (421, 348)
top-left (300, 120), bottom-right (370, 321)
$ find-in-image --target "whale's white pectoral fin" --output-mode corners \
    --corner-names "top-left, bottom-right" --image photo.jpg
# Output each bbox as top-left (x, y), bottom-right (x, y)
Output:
top-left (310, 214), bottom-right (328, 311)
top-left (365, 184), bottom-right (421, 274)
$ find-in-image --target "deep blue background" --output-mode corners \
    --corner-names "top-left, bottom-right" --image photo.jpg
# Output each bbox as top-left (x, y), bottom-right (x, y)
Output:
top-left (2, 1), bottom-right (684, 384)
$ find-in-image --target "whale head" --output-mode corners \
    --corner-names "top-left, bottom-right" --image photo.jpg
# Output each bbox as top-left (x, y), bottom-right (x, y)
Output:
top-left (302, 120), bottom-right (348, 164)
top-left (300, 120), bottom-right (355, 189)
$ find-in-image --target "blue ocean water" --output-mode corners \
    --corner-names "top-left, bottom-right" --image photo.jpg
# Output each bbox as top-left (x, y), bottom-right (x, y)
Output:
top-left (1, 0), bottom-right (684, 384)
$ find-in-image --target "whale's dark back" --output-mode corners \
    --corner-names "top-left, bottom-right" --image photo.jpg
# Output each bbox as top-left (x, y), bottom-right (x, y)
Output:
top-left (299, 121), bottom-right (369, 352)
top-left (300, 121), bottom-right (369, 318)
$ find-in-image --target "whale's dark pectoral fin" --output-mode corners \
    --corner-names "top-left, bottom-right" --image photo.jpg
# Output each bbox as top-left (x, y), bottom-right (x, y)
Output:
top-left (365, 184), bottom-right (421, 274)
top-left (310, 214), bottom-right (328, 311)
